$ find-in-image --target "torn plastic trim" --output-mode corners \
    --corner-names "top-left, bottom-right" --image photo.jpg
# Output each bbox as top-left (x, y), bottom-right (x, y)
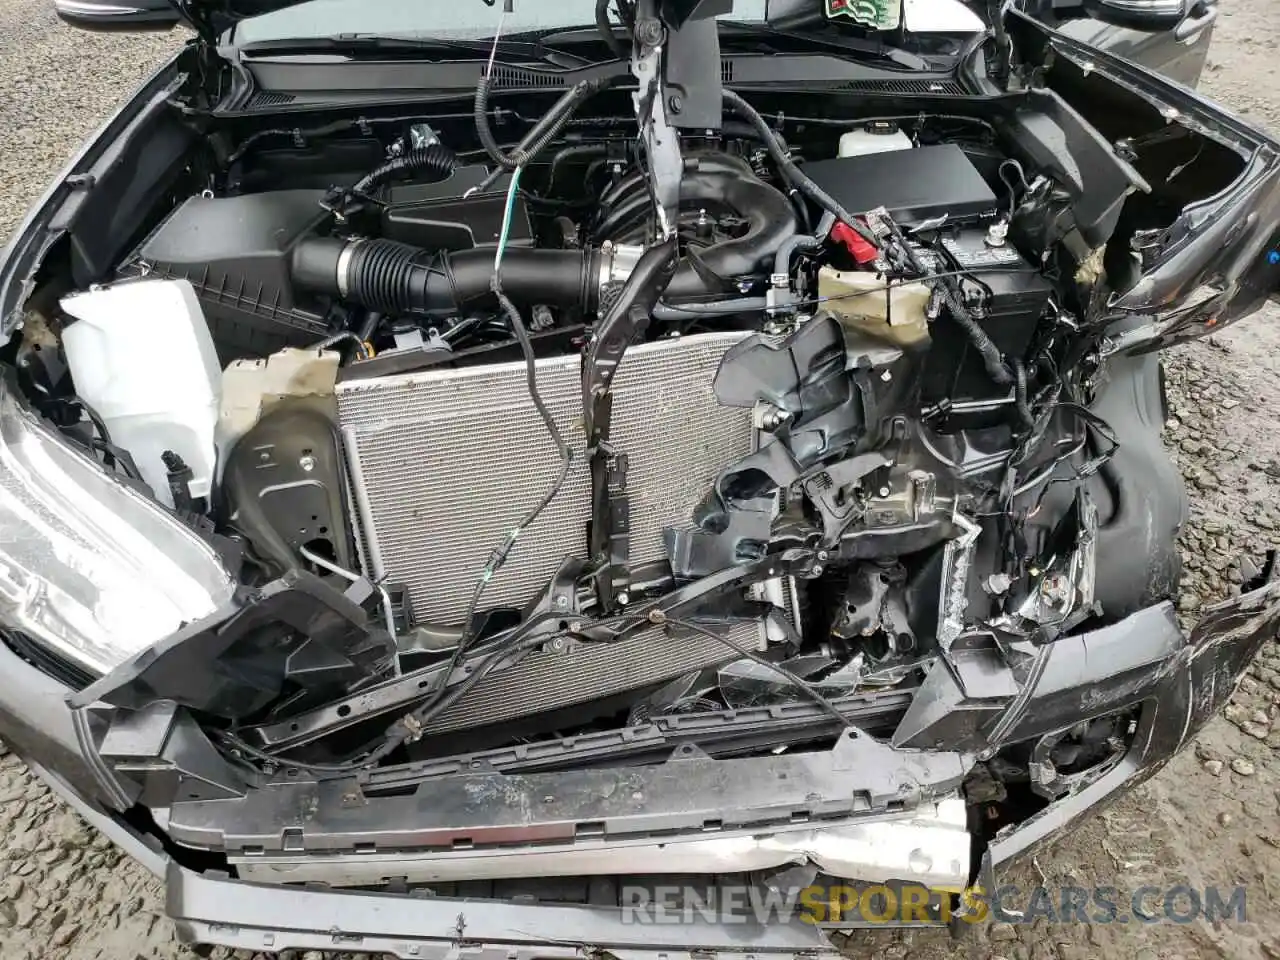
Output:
top-left (1009, 9), bottom-right (1280, 332)
top-left (231, 795), bottom-right (970, 887)
top-left (0, 61), bottom-right (186, 342)
top-left (161, 731), bottom-right (973, 855)
top-left (1011, 8), bottom-right (1273, 158)
top-left (69, 570), bottom-right (396, 721)
top-left (166, 858), bottom-right (843, 960)
top-left (975, 575), bottom-right (1280, 895)
top-left (894, 601), bottom-right (1185, 752)
top-left (21, 763), bottom-right (842, 960)
top-left (1109, 153), bottom-right (1280, 315)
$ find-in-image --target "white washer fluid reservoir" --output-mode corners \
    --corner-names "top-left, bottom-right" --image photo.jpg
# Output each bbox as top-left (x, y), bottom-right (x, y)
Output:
top-left (60, 278), bottom-right (221, 509)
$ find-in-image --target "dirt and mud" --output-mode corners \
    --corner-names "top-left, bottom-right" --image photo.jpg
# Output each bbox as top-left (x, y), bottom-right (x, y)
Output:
top-left (0, 1), bottom-right (1277, 957)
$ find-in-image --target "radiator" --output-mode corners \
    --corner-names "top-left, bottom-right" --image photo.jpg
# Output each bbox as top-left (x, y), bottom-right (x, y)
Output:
top-left (336, 331), bottom-right (754, 626)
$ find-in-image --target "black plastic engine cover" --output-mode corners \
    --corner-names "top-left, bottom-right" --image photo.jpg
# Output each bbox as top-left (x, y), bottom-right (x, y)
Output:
top-left (380, 164), bottom-right (532, 252)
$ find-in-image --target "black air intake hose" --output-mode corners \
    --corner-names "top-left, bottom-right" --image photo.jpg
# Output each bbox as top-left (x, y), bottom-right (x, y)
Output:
top-left (294, 156), bottom-right (797, 313)
top-left (351, 144), bottom-right (456, 195)
top-left (292, 238), bottom-right (600, 315)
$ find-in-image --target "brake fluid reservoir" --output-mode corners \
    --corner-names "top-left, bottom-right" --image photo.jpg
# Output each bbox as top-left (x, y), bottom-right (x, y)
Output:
top-left (819, 266), bottom-right (931, 347)
top-left (61, 279), bottom-right (221, 508)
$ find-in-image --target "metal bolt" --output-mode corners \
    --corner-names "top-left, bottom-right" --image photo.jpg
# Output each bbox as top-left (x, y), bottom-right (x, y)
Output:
top-left (617, 591), bottom-right (630, 606)
top-left (668, 94), bottom-right (684, 113)
top-left (648, 609), bottom-right (668, 625)
top-left (984, 573), bottom-right (1013, 596)
top-left (554, 595), bottom-right (569, 610)
top-left (811, 565), bottom-right (824, 577)
top-left (636, 18), bottom-right (664, 45)
top-left (548, 636), bottom-right (567, 652)
top-left (880, 369), bottom-right (893, 382)
top-left (569, 621), bottom-right (583, 633)
top-left (878, 486), bottom-right (891, 498)
top-left (299, 454), bottom-right (316, 472)
top-left (817, 550), bottom-right (830, 562)
top-left (1041, 574), bottom-right (1070, 604)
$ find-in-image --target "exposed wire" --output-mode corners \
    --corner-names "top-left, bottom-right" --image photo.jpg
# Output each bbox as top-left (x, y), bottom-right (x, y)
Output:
top-left (484, 1), bottom-right (510, 76)
top-left (57, 394), bottom-right (143, 481)
top-left (493, 165), bottom-right (524, 271)
top-left (358, 163), bottom-right (575, 762)
top-left (213, 729), bottom-right (382, 774)
top-left (999, 159), bottom-right (1030, 217)
top-left (299, 544), bottom-right (399, 651)
top-left (665, 618), bottom-right (854, 729)
top-left (722, 89), bottom-right (881, 251)
top-left (315, 331), bottom-right (371, 360)
top-left (652, 268), bottom-right (983, 314)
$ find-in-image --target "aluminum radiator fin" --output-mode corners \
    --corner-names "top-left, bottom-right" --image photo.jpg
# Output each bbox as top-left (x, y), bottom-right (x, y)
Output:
top-left (422, 625), bottom-right (750, 736)
top-left (337, 332), bottom-right (753, 624)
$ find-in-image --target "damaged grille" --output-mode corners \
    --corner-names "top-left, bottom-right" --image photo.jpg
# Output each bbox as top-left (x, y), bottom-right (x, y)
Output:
top-left (422, 625), bottom-right (739, 737)
top-left (336, 332), bottom-right (754, 625)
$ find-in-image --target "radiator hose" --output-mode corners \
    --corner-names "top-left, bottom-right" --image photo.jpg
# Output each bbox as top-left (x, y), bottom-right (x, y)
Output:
top-left (291, 238), bottom-right (601, 315)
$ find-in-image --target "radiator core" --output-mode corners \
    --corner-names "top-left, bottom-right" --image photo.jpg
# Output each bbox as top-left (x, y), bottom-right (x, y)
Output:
top-left (336, 332), bottom-right (753, 625)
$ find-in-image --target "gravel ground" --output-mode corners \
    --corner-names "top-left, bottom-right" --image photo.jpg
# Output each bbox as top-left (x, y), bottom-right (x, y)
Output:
top-left (1, 2), bottom-right (1279, 959)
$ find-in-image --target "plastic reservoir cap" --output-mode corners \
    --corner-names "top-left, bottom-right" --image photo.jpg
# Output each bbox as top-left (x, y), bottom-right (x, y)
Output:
top-left (60, 278), bottom-right (222, 508)
top-left (838, 126), bottom-right (915, 158)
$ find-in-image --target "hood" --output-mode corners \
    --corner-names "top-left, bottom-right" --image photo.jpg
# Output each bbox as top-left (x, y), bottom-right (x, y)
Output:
top-left (175, 0), bottom-right (739, 41)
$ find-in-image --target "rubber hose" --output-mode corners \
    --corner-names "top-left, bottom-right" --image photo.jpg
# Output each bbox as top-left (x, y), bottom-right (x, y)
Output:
top-left (548, 143), bottom-right (609, 195)
top-left (596, 0), bottom-right (629, 59)
top-left (351, 144), bottom-right (456, 195)
top-left (292, 237), bottom-right (600, 315)
top-left (652, 298), bottom-right (768, 321)
top-left (774, 232), bottom-right (823, 280)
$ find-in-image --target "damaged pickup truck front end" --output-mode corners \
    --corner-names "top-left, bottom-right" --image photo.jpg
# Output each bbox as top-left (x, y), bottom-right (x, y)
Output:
top-left (2, 0), bottom-right (1280, 955)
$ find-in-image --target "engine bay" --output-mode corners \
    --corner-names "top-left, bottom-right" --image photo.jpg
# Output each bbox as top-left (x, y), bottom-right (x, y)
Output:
top-left (9, 31), bottom-right (1227, 811)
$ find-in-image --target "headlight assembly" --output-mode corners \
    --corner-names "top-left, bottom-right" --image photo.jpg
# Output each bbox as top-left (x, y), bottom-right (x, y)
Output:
top-left (0, 375), bottom-right (234, 677)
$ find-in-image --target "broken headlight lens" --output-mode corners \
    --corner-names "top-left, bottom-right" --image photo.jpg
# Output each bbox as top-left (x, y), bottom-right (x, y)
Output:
top-left (0, 378), bottom-right (234, 676)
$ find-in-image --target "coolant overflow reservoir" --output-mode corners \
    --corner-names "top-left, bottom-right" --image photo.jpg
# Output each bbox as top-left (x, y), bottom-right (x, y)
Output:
top-left (838, 125), bottom-right (914, 157)
top-left (60, 279), bottom-right (221, 508)
top-left (818, 266), bottom-right (931, 347)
